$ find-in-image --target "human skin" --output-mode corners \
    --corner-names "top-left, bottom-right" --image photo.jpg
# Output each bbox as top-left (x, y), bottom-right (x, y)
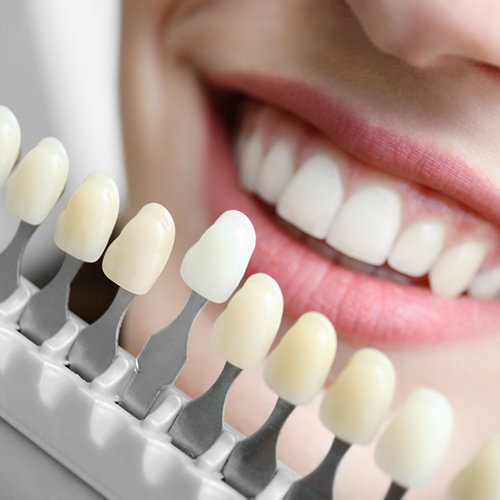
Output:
top-left (120, 1), bottom-right (500, 498)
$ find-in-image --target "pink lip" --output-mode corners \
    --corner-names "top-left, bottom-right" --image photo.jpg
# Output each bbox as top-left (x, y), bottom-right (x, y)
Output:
top-left (202, 72), bottom-right (500, 345)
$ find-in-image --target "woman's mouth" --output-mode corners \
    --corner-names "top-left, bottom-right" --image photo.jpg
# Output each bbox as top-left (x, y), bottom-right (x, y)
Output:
top-left (202, 73), bottom-right (500, 345)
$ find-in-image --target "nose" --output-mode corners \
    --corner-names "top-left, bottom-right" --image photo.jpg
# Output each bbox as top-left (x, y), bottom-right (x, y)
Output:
top-left (344, 0), bottom-right (500, 68)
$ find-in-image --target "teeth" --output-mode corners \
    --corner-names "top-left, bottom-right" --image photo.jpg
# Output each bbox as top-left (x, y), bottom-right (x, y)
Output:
top-left (264, 311), bottom-right (337, 406)
top-left (0, 106), bottom-right (21, 186)
top-left (3, 137), bottom-right (69, 225)
top-left (211, 273), bottom-right (283, 369)
top-left (255, 139), bottom-right (294, 204)
top-left (429, 241), bottom-right (487, 297)
top-left (102, 203), bottom-right (175, 295)
top-left (239, 132), bottom-right (264, 192)
top-left (448, 434), bottom-right (500, 500)
top-left (326, 185), bottom-right (402, 266)
top-left (180, 210), bottom-right (256, 303)
top-left (54, 172), bottom-right (119, 263)
top-left (468, 266), bottom-right (500, 298)
top-left (375, 387), bottom-right (454, 489)
top-left (388, 221), bottom-right (446, 277)
top-left (276, 152), bottom-right (345, 239)
top-left (320, 348), bottom-right (396, 445)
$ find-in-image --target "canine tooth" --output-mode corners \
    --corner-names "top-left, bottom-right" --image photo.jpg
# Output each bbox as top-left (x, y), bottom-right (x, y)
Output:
top-left (239, 131), bottom-right (263, 192)
top-left (3, 137), bottom-right (69, 225)
top-left (388, 221), bottom-right (445, 277)
top-left (448, 434), bottom-right (500, 500)
top-left (54, 172), bottom-right (119, 263)
top-left (180, 210), bottom-right (256, 303)
top-left (102, 203), bottom-right (175, 295)
top-left (211, 273), bottom-right (283, 369)
top-left (468, 266), bottom-right (500, 298)
top-left (375, 388), bottom-right (453, 489)
top-left (320, 348), bottom-right (396, 445)
top-left (429, 241), bottom-right (487, 297)
top-left (276, 152), bottom-right (345, 239)
top-left (264, 312), bottom-right (337, 406)
top-left (0, 106), bottom-right (21, 186)
top-left (326, 185), bottom-right (401, 266)
top-left (256, 139), bottom-right (294, 204)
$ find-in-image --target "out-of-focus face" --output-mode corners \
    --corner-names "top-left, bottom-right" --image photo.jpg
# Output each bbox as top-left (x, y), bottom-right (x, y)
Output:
top-left (120, 1), bottom-right (500, 498)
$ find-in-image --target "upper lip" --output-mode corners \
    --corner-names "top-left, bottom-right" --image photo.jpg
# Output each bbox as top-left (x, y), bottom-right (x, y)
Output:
top-left (206, 70), bottom-right (500, 229)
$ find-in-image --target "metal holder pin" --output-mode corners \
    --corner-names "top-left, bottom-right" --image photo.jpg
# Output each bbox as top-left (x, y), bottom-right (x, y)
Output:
top-left (169, 360), bottom-right (242, 457)
top-left (118, 290), bottom-right (208, 419)
top-left (222, 397), bottom-right (296, 498)
top-left (384, 482), bottom-right (408, 500)
top-left (19, 254), bottom-right (82, 344)
top-left (67, 287), bottom-right (134, 381)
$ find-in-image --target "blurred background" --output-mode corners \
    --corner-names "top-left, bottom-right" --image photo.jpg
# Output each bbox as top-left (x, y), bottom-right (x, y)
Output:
top-left (0, 0), bottom-right (125, 320)
top-left (0, 0), bottom-right (125, 285)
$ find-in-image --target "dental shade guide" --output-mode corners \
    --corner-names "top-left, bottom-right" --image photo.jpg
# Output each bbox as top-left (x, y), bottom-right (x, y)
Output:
top-left (20, 172), bottom-right (119, 345)
top-left (119, 210), bottom-right (256, 419)
top-left (0, 106), bottom-right (468, 500)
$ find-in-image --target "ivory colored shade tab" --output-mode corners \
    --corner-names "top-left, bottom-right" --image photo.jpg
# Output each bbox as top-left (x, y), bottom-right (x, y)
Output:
top-left (320, 348), bottom-right (396, 445)
top-left (102, 203), bottom-right (175, 295)
top-left (264, 312), bottom-right (337, 406)
top-left (326, 185), bottom-right (401, 266)
top-left (375, 388), bottom-right (454, 489)
top-left (211, 273), bottom-right (283, 369)
top-left (0, 105), bottom-right (21, 186)
top-left (54, 172), bottom-right (119, 262)
top-left (180, 210), bottom-right (256, 303)
top-left (429, 241), bottom-right (487, 297)
top-left (3, 137), bottom-right (69, 225)
top-left (448, 434), bottom-right (500, 500)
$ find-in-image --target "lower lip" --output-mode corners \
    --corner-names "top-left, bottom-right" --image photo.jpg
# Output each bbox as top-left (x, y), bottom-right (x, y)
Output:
top-left (203, 102), bottom-right (500, 346)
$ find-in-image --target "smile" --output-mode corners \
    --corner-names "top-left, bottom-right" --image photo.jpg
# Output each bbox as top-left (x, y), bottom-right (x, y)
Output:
top-left (202, 72), bottom-right (500, 345)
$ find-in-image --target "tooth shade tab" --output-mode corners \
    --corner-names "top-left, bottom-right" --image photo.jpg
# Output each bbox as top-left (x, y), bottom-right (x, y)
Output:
top-left (239, 131), bottom-right (264, 192)
top-left (276, 152), bottom-right (345, 239)
top-left (211, 273), bottom-right (283, 369)
top-left (468, 266), bottom-right (500, 298)
top-left (54, 172), bottom-right (119, 263)
top-left (326, 185), bottom-right (402, 266)
top-left (388, 221), bottom-right (446, 277)
top-left (3, 137), bottom-right (69, 225)
top-left (375, 387), bottom-right (454, 489)
top-left (448, 434), bottom-right (500, 500)
top-left (255, 139), bottom-right (294, 204)
top-left (0, 105), bottom-right (21, 186)
top-left (102, 203), bottom-right (175, 295)
top-left (264, 311), bottom-right (337, 406)
top-left (180, 210), bottom-right (256, 303)
top-left (320, 348), bottom-right (396, 445)
top-left (429, 241), bottom-right (487, 297)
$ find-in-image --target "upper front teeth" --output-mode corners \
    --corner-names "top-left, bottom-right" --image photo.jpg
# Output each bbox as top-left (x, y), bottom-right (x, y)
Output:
top-left (238, 120), bottom-right (499, 299)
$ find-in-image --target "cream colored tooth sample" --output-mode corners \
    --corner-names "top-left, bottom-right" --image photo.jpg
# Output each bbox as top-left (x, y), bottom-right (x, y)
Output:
top-left (0, 105), bottom-right (21, 186)
top-left (211, 273), bottom-right (283, 369)
top-left (320, 348), bottom-right (396, 445)
top-left (388, 221), bottom-right (445, 277)
top-left (180, 210), bottom-right (256, 303)
top-left (102, 203), bottom-right (175, 295)
top-left (326, 185), bottom-right (401, 266)
top-left (3, 137), bottom-right (69, 225)
top-left (375, 388), bottom-right (453, 489)
top-left (256, 139), bottom-right (294, 204)
top-left (264, 312), bottom-right (337, 406)
top-left (239, 131), bottom-right (264, 192)
top-left (468, 266), bottom-right (500, 298)
top-left (277, 152), bottom-right (345, 239)
top-left (448, 434), bottom-right (500, 500)
top-left (429, 241), bottom-right (487, 297)
top-left (54, 172), bottom-right (119, 263)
